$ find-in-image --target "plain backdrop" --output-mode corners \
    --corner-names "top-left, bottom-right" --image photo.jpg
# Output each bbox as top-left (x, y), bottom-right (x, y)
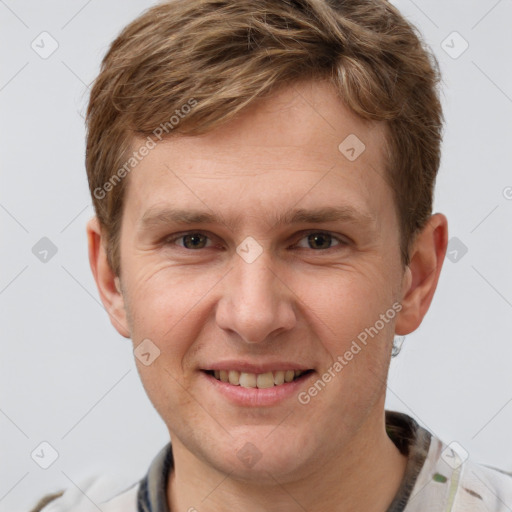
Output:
top-left (1, 0), bottom-right (511, 510)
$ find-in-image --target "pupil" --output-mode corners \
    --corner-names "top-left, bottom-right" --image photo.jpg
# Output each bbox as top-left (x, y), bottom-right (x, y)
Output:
top-left (308, 233), bottom-right (331, 250)
top-left (184, 234), bottom-right (206, 249)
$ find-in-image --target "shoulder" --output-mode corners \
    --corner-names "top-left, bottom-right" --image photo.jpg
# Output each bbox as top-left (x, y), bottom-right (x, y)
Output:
top-left (30, 474), bottom-right (141, 512)
top-left (454, 458), bottom-right (512, 511)
top-left (407, 432), bottom-right (512, 512)
top-left (32, 442), bottom-right (173, 512)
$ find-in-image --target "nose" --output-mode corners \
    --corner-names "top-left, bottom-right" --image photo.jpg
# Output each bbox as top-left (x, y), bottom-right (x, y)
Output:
top-left (215, 250), bottom-right (296, 344)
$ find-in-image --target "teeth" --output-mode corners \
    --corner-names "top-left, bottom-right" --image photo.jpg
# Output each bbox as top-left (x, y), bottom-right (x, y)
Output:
top-left (273, 370), bottom-right (285, 385)
top-left (239, 372), bottom-right (257, 388)
top-left (228, 370), bottom-right (240, 385)
top-left (284, 370), bottom-right (295, 383)
top-left (211, 369), bottom-right (307, 388)
top-left (256, 372), bottom-right (274, 389)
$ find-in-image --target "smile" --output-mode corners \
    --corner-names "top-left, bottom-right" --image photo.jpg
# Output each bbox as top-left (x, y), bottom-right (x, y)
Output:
top-left (205, 369), bottom-right (312, 389)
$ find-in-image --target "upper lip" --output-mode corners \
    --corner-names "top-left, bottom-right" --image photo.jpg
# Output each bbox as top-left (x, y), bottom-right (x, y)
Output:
top-left (203, 361), bottom-right (313, 373)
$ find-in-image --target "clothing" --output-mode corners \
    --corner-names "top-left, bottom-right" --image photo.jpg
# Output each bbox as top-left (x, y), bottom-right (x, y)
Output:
top-left (32, 411), bottom-right (512, 512)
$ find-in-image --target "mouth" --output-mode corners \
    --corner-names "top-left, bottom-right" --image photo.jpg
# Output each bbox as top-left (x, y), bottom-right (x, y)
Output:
top-left (203, 369), bottom-right (314, 389)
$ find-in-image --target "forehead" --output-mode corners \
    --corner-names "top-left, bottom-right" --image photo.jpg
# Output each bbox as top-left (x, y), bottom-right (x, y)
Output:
top-left (122, 80), bottom-right (393, 230)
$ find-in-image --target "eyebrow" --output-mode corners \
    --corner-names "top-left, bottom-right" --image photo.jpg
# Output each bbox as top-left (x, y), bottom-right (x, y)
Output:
top-left (139, 205), bottom-right (375, 232)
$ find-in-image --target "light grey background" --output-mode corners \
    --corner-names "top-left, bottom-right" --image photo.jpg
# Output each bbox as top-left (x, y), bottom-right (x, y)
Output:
top-left (1, 1), bottom-right (511, 510)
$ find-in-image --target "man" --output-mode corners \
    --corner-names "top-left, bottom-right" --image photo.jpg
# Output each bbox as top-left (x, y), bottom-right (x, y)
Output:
top-left (31, 0), bottom-right (512, 511)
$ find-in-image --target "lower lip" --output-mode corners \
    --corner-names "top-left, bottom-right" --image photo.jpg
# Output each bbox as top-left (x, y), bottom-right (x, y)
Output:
top-left (202, 371), bottom-right (315, 407)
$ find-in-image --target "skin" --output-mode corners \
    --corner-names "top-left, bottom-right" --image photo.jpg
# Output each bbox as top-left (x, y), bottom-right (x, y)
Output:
top-left (88, 79), bottom-right (448, 511)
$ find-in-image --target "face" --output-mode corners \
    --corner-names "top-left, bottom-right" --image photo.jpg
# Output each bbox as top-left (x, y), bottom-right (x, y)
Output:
top-left (102, 80), bottom-right (412, 481)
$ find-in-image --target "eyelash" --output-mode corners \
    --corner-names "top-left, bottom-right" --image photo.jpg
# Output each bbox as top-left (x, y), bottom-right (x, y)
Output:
top-left (163, 230), bottom-right (349, 252)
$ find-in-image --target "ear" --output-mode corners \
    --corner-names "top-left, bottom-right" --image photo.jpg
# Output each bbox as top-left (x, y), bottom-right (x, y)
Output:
top-left (86, 217), bottom-right (131, 338)
top-left (395, 213), bottom-right (448, 336)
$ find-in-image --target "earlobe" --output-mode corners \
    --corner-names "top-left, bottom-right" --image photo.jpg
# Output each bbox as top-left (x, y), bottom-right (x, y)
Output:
top-left (86, 217), bottom-right (131, 338)
top-left (395, 213), bottom-right (448, 336)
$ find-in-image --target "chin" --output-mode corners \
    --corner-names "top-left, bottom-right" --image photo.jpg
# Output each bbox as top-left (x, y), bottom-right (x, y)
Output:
top-left (207, 426), bottom-right (318, 484)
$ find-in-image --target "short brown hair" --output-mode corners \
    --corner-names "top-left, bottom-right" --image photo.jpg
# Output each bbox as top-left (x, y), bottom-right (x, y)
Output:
top-left (86, 0), bottom-right (443, 277)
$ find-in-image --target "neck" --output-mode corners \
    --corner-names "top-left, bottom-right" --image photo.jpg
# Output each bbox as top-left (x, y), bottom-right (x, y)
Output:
top-left (167, 408), bottom-right (408, 512)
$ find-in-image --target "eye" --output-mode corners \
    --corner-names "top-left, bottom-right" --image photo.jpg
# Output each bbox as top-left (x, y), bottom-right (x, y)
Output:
top-left (166, 232), bottom-right (214, 250)
top-left (294, 231), bottom-right (347, 251)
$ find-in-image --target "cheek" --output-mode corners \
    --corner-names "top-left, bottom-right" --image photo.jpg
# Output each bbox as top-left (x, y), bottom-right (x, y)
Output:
top-left (125, 266), bottom-right (215, 420)
top-left (135, 358), bottom-right (203, 439)
top-left (123, 263), bottom-right (226, 353)
top-left (298, 264), bottom-right (395, 344)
